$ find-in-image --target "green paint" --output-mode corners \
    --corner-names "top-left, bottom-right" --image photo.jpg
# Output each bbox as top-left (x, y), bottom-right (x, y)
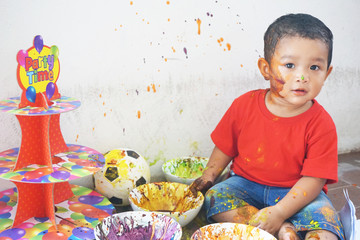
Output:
top-left (190, 141), bottom-right (199, 152)
top-left (149, 151), bottom-right (164, 166)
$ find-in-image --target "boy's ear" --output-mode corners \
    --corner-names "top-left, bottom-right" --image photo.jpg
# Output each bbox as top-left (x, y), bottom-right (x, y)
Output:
top-left (258, 58), bottom-right (271, 80)
top-left (325, 65), bottom-right (333, 81)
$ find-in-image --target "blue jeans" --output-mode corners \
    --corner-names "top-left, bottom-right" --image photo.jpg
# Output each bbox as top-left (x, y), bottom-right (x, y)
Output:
top-left (204, 172), bottom-right (344, 240)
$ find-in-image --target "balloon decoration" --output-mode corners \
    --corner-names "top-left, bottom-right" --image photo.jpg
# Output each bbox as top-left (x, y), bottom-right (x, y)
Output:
top-left (25, 86), bottom-right (36, 103)
top-left (50, 45), bottom-right (59, 61)
top-left (33, 35), bottom-right (43, 53)
top-left (16, 50), bottom-right (28, 68)
top-left (46, 82), bottom-right (55, 100)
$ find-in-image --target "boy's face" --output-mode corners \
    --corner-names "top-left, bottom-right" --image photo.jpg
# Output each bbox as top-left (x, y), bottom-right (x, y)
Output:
top-left (259, 36), bottom-right (332, 109)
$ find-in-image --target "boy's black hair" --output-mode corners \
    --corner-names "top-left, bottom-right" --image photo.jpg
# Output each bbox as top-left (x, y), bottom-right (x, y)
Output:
top-left (264, 13), bottom-right (333, 69)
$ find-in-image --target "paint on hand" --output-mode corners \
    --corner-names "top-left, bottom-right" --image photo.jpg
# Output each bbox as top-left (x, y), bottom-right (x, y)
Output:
top-left (129, 182), bottom-right (204, 213)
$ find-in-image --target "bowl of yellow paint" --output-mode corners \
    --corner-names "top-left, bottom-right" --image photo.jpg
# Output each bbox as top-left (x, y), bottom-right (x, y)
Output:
top-left (95, 211), bottom-right (182, 240)
top-left (128, 182), bottom-right (204, 227)
top-left (191, 223), bottom-right (276, 240)
top-left (162, 157), bottom-right (230, 185)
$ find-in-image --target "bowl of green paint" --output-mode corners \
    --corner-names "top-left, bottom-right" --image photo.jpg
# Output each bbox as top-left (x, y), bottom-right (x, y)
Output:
top-left (162, 157), bottom-right (209, 185)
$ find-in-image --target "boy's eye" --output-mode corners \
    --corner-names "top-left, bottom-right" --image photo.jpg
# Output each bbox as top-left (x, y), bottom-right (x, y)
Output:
top-left (285, 63), bottom-right (295, 68)
top-left (310, 65), bottom-right (319, 70)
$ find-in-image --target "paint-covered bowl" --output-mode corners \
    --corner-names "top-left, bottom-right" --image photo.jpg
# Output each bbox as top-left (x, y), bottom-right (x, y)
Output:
top-left (162, 157), bottom-right (230, 185)
top-left (191, 223), bottom-right (276, 240)
top-left (94, 211), bottom-right (182, 240)
top-left (129, 182), bottom-right (204, 227)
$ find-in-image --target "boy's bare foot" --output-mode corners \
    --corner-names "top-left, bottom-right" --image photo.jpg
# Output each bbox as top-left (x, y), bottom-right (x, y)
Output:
top-left (277, 222), bottom-right (300, 240)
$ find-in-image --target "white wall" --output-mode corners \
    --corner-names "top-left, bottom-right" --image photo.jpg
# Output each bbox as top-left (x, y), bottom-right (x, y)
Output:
top-left (0, 0), bottom-right (359, 183)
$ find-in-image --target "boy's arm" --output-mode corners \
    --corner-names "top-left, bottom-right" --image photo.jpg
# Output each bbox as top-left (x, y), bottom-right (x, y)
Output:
top-left (190, 146), bottom-right (232, 195)
top-left (249, 176), bottom-right (326, 235)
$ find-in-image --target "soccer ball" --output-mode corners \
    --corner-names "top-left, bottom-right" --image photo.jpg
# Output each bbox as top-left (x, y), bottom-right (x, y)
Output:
top-left (94, 148), bottom-right (151, 206)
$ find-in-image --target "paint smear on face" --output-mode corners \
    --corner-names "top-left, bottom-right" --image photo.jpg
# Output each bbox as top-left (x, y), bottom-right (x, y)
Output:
top-left (129, 182), bottom-right (204, 213)
top-left (196, 18), bottom-right (201, 35)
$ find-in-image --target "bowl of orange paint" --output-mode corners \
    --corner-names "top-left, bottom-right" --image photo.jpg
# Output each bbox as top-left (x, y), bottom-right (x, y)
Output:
top-left (128, 182), bottom-right (204, 227)
top-left (191, 223), bottom-right (276, 240)
top-left (94, 211), bottom-right (182, 240)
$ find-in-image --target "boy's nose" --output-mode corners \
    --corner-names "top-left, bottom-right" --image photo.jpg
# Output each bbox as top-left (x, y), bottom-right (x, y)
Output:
top-left (297, 74), bottom-right (308, 83)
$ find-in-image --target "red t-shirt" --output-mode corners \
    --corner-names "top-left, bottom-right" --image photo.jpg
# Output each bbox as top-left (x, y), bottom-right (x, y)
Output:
top-left (211, 89), bottom-right (338, 193)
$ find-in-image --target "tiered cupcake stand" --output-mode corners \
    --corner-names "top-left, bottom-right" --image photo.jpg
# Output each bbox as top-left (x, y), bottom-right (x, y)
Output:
top-left (0, 96), bottom-right (115, 240)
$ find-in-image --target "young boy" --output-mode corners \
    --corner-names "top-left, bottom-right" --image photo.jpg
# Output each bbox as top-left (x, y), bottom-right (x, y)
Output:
top-left (190, 13), bottom-right (344, 240)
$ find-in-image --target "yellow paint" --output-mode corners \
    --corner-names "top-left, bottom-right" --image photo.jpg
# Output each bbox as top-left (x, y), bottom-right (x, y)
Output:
top-left (130, 182), bottom-right (203, 213)
top-left (118, 160), bottom-right (129, 179)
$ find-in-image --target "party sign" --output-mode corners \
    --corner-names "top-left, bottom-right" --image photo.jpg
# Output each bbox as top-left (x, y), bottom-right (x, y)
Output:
top-left (16, 35), bottom-right (60, 108)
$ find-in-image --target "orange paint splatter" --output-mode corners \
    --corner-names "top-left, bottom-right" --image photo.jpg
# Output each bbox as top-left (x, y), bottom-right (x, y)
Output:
top-left (137, 110), bottom-right (141, 119)
top-left (164, 58), bottom-right (167, 62)
top-left (130, 1), bottom-right (133, 5)
top-left (167, 18), bottom-right (170, 22)
top-left (196, 18), bottom-right (201, 35)
top-left (147, 84), bottom-right (157, 93)
top-left (217, 37), bottom-right (224, 46)
top-left (75, 134), bottom-right (79, 142)
top-left (92, 127), bottom-right (95, 131)
top-left (151, 84), bottom-right (156, 92)
top-left (166, 1), bottom-right (170, 4)
top-left (102, 102), bottom-right (105, 106)
top-left (171, 47), bottom-right (176, 53)
top-left (226, 43), bottom-right (231, 51)
top-left (99, 94), bottom-right (102, 98)
top-left (240, 64), bottom-right (243, 67)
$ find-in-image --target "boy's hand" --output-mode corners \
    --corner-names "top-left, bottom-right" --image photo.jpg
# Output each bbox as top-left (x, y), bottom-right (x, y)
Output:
top-left (248, 205), bottom-right (286, 236)
top-left (189, 176), bottom-right (213, 197)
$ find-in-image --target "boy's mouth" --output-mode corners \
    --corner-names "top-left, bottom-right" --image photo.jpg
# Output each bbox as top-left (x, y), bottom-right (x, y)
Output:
top-left (292, 88), bottom-right (307, 96)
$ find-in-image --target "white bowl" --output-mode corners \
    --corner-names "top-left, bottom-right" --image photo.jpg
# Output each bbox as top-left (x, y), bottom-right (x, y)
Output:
top-left (129, 182), bottom-right (204, 227)
top-left (162, 157), bottom-right (230, 185)
top-left (94, 211), bottom-right (182, 240)
top-left (191, 223), bottom-right (276, 240)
